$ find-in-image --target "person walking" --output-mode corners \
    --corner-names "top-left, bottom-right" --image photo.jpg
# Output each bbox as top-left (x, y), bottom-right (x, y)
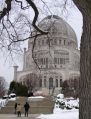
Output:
top-left (17, 103), bottom-right (22, 117)
top-left (24, 102), bottom-right (30, 117)
top-left (14, 102), bottom-right (17, 114)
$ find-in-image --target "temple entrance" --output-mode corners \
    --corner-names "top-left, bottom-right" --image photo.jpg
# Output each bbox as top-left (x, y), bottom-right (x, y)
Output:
top-left (49, 77), bottom-right (53, 89)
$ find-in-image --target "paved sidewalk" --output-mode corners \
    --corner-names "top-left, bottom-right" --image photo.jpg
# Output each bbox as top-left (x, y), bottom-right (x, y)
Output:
top-left (0, 114), bottom-right (40, 119)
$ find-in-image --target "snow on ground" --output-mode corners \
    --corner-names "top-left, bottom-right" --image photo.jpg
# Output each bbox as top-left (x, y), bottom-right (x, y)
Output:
top-left (38, 110), bottom-right (78, 119)
top-left (0, 93), bottom-right (16, 109)
top-left (28, 96), bottom-right (45, 101)
top-left (38, 106), bottom-right (79, 119)
top-left (38, 94), bottom-right (79, 119)
top-left (0, 99), bottom-right (8, 108)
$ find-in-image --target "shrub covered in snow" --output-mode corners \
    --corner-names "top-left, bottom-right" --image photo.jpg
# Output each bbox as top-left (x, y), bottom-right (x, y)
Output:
top-left (55, 94), bottom-right (79, 110)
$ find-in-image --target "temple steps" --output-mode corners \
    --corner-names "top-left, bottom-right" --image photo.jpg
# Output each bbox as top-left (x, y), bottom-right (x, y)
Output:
top-left (0, 96), bottom-right (54, 114)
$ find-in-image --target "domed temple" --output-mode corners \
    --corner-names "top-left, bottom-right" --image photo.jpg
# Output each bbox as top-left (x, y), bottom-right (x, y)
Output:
top-left (13, 15), bottom-right (80, 95)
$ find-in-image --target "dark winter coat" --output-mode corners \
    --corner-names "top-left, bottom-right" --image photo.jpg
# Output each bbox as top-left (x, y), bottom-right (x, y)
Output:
top-left (24, 102), bottom-right (30, 111)
top-left (15, 103), bottom-right (17, 109)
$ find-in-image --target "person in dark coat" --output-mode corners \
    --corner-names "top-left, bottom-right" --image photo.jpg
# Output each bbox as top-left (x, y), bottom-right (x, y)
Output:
top-left (14, 102), bottom-right (17, 114)
top-left (24, 102), bottom-right (30, 117)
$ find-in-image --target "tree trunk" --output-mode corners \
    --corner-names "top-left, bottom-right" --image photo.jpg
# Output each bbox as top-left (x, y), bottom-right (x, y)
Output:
top-left (80, 14), bottom-right (91, 119)
top-left (73, 1), bottom-right (91, 119)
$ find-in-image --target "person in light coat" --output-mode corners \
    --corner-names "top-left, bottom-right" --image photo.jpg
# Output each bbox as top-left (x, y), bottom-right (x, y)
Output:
top-left (17, 103), bottom-right (22, 117)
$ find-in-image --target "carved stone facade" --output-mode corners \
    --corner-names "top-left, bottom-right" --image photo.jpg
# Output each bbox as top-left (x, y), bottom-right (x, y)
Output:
top-left (14, 15), bottom-right (80, 95)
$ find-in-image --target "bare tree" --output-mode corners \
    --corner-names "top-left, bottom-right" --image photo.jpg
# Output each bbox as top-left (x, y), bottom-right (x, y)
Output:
top-left (0, 77), bottom-right (7, 97)
top-left (23, 73), bottom-right (40, 92)
top-left (0, 0), bottom-right (48, 48)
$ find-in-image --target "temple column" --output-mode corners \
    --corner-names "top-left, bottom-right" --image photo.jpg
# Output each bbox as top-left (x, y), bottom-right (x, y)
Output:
top-left (13, 66), bottom-right (18, 82)
top-left (53, 76), bottom-right (55, 88)
top-left (23, 48), bottom-right (26, 70)
top-left (42, 77), bottom-right (44, 88)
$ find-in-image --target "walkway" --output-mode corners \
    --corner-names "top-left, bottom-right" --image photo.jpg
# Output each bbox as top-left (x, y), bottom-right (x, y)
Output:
top-left (0, 114), bottom-right (40, 119)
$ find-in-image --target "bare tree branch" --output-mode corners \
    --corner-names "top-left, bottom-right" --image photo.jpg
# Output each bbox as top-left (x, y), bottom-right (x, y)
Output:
top-left (15, 0), bottom-right (30, 10)
top-left (25, 0), bottom-right (48, 34)
top-left (0, 0), bottom-right (12, 20)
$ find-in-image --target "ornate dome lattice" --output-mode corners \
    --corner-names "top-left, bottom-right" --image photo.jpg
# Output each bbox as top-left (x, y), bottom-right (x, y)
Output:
top-left (38, 15), bottom-right (78, 47)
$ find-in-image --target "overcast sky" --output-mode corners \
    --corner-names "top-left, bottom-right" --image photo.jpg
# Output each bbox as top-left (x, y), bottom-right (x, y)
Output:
top-left (0, 0), bottom-right (83, 84)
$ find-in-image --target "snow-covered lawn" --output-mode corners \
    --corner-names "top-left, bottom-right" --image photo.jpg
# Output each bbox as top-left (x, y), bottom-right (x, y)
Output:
top-left (38, 94), bottom-right (79, 119)
top-left (38, 110), bottom-right (78, 119)
top-left (38, 105), bottom-right (79, 119)
top-left (28, 96), bottom-right (45, 101)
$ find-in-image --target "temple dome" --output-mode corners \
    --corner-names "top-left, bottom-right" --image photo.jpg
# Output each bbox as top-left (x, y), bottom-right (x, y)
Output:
top-left (38, 15), bottom-right (78, 47)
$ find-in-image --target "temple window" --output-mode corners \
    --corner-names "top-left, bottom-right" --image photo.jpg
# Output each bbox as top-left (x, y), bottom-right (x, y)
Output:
top-left (59, 40), bottom-right (61, 44)
top-left (44, 58), bottom-right (45, 65)
top-left (46, 58), bottom-right (48, 64)
top-left (49, 77), bottom-right (53, 89)
top-left (42, 40), bottom-right (44, 45)
top-left (58, 58), bottom-right (60, 64)
top-left (64, 40), bottom-right (66, 45)
top-left (38, 40), bottom-right (40, 45)
top-left (54, 39), bottom-right (57, 45)
top-left (60, 58), bottom-right (64, 64)
top-left (60, 79), bottom-right (62, 87)
top-left (39, 79), bottom-right (42, 87)
top-left (63, 58), bottom-right (65, 64)
top-left (44, 76), bottom-right (46, 78)
top-left (66, 58), bottom-right (69, 63)
top-left (41, 58), bottom-right (43, 65)
top-left (60, 58), bottom-right (62, 64)
top-left (54, 57), bottom-right (57, 64)
top-left (56, 79), bottom-right (58, 87)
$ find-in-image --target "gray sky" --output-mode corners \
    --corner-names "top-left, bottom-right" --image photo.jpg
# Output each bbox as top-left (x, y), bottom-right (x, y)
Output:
top-left (0, 0), bottom-right (83, 84)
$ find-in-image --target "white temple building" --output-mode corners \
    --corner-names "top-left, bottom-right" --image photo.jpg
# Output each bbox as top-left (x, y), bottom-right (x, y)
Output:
top-left (13, 15), bottom-right (80, 95)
